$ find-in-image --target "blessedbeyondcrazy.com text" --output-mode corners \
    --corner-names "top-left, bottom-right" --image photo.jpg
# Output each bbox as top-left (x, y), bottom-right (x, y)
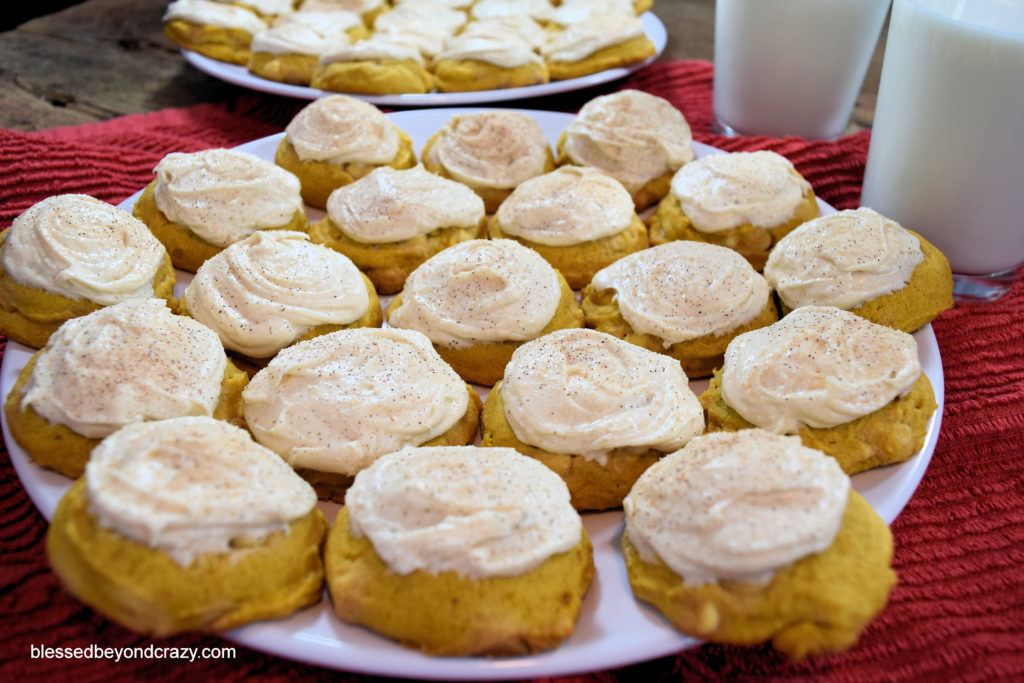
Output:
top-left (30, 643), bottom-right (236, 663)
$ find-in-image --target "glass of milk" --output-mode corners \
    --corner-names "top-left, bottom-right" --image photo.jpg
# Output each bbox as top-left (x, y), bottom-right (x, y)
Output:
top-left (860, 0), bottom-right (1024, 301)
top-left (712, 0), bottom-right (891, 140)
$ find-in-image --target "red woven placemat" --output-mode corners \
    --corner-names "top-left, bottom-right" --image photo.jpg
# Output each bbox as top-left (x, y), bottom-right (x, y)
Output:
top-left (1, 61), bottom-right (1022, 682)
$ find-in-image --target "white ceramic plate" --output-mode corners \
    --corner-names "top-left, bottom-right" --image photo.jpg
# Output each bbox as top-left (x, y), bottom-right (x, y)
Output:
top-left (181, 12), bottom-right (666, 106)
top-left (1, 108), bottom-right (943, 680)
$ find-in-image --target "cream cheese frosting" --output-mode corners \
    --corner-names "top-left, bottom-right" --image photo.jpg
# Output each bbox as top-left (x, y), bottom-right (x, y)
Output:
top-left (20, 298), bottom-right (226, 439)
top-left (251, 11), bottom-right (359, 55)
top-left (183, 231), bottom-right (370, 358)
top-left (242, 328), bottom-right (469, 475)
top-left (460, 15), bottom-right (546, 50)
top-left (86, 416), bottom-right (317, 567)
top-left (590, 241), bottom-right (770, 345)
top-left (624, 429), bottom-right (850, 585)
top-left (213, 0), bottom-right (294, 16)
top-left (562, 89), bottom-right (694, 196)
top-left (320, 34), bottom-right (427, 64)
top-left (152, 148), bottom-right (304, 248)
top-left (471, 0), bottom-right (554, 22)
top-left (422, 111), bottom-right (550, 190)
top-left (285, 95), bottom-right (401, 165)
top-left (551, 0), bottom-right (636, 26)
top-left (669, 150), bottom-right (812, 234)
top-left (495, 166), bottom-right (634, 246)
top-left (501, 329), bottom-right (704, 463)
top-left (2, 194), bottom-right (167, 306)
top-left (434, 29), bottom-right (543, 68)
top-left (163, 0), bottom-right (268, 33)
top-left (720, 305), bottom-right (922, 433)
top-left (299, 0), bottom-right (384, 13)
top-left (374, 3), bottom-right (467, 34)
top-left (387, 239), bottom-right (562, 348)
top-left (541, 12), bottom-right (645, 63)
top-left (345, 446), bottom-right (581, 578)
top-left (764, 207), bottom-right (926, 310)
top-left (324, 165), bottom-right (484, 244)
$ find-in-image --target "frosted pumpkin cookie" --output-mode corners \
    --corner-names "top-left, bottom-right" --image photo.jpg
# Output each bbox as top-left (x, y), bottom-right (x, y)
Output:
top-left (482, 329), bottom-right (704, 510)
top-left (0, 194), bottom-right (175, 349)
top-left (324, 445), bottom-right (594, 655)
top-left (432, 26), bottom-right (549, 93)
top-left (248, 11), bottom-right (368, 85)
top-left (623, 429), bottom-right (896, 660)
top-left (308, 165), bottom-right (485, 294)
top-left (242, 328), bottom-right (481, 501)
top-left (700, 305), bottom-right (937, 475)
top-left (3, 298), bottom-right (248, 479)
top-left (541, 11), bottom-right (655, 81)
top-left (556, 90), bottom-right (695, 210)
top-left (132, 148), bottom-right (307, 272)
top-left (162, 0), bottom-right (268, 65)
top-left (46, 416), bottom-right (326, 636)
top-left (311, 35), bottom-right (435, 94)
top-left (180, 231), bottom-right (381, 371)
top-left (274, 95), bottom-right (416, 209)
top-left (648, 150), bottom-right (820, 270)
top-left (764, 207), bottom-right (954, 332)
top-left (581, 241), bottom-right (778, 378)
top-left (420, 110), bottom-right (554, 213)
top-left (386, 238), bottom-right (584, 385)
top-left (489, 166), bottom-right (648, 288)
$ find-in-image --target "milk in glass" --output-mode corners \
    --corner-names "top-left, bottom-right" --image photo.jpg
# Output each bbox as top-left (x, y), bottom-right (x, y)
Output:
top-left (861, 0), bottom-right (1024, 286)
top-left (713, 0), bottom-right (891, 139)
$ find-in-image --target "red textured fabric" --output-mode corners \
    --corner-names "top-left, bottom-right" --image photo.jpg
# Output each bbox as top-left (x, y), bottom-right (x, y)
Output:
top-left (1, 61), bottom-right (1022, 682)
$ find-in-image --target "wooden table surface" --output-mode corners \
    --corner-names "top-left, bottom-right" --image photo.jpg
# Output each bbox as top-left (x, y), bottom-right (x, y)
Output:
top-left (0, 0), bottom-right (886, 133)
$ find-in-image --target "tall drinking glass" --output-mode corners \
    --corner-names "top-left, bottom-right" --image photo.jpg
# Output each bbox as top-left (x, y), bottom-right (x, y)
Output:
top-left (860, 0), bottom-right (1024, 301)
top-left (713, 0), bottom-right (891, 140)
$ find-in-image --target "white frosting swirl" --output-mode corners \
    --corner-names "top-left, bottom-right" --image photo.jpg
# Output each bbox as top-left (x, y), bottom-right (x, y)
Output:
top-left (563, 89), bottom-right (694, 195)
top-left (220, 0), bottom-right (294, 16)
top-left (163, 0), bottom-right (268, 33)
top-left (183, 231), bottom-right (370, 358)
top-left (285, 95), bottom-right (401, 165)
top-left (320, 34), bottom-right (426, 64)
top-left (242, 328), bottom-right (470, 475)
top-left (624, 429), bottom-right (850, 585)
top-left (153, 148), bottom-right (304, 248)
top-left (20, 298), bottom-right (226, 439)
top-left (669, 151), bottom-right (812, 234)
top-left (422, 111), bottom-right (550, 190)
top-left (345, 446), bottom-right (581, 578)
top-left (501, 329), bottom-right (704, 463)
top-left (325, 165), bottom-right (484, 244)
top-left (470, 0), bottom-right (554, 22)
top-left (435, 29), bottom-right (542, 68)
top-left (459, 15), bottom-right (546, 49)
top-left (251, 12), bottom-right (358, 55)
top-left (590, 241), bottom-right (770, 345)
top-left (542, 12), bottom-right (645, 63)
top-left (764, 207), bottom-right (926, 310)
top-left (721, 305), bottom-right (922, 432)
top-left (387, 239), bottom-right (562, 348)
top-left (86, 416), bottom-right (317, 567)
top-left (2, 194), bottom-right (167, 306)
top-left (495, 166), bottom-right (634, 245)
top-left (374, 3), bottom-right (467, 33)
